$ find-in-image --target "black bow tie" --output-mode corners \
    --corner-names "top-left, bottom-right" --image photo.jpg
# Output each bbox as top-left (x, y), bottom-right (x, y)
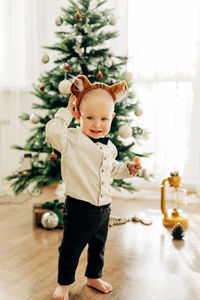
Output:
top-left (89, 137), bottom-right (109, 145)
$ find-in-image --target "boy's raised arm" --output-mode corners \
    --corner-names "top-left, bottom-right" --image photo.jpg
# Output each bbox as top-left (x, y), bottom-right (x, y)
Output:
top-left (45, 107), bottom-right (73, 154)
top-left (45, 95), bottom-right (79, 153)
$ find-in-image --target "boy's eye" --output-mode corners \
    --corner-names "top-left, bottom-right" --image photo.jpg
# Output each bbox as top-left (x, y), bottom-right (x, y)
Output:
top-left (101, 117), bottom-right (108, 121)
top-left (87, 116), bottom-right (93, 120)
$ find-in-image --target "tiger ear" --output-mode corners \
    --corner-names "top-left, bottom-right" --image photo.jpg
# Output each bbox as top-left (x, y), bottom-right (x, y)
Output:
top-left (110, 80), bottom-right (128, 102)
top-left (70, 75), bottom-right (92, 97)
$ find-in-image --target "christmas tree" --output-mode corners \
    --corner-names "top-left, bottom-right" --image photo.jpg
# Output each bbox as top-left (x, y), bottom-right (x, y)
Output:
top-left (6, 0), bottom-right (150, 195)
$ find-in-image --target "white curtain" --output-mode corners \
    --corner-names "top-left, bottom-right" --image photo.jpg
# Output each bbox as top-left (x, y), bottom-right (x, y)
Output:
top-left (0, 0), bottom-right (68, 195)
top-left (127, 0), bottom-right (200, 193)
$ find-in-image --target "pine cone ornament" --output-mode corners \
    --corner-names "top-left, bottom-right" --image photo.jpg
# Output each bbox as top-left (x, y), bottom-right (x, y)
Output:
top-left (171, 223), bottom-right (184, 240)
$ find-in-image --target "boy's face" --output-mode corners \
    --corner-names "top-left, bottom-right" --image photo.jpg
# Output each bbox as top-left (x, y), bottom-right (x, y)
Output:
top-left (77, 89), bottom-right (115, 139)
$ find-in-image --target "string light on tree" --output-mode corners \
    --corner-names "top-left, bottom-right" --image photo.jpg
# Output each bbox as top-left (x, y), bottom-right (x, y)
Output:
top-left (118, 124), bottom-right (132, 138)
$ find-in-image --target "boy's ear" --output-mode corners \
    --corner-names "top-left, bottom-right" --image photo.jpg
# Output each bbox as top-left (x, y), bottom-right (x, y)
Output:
top-left (110, 80), bottom-right (128, 102)
top-left (75, 111), bottom-right (81, 122)
top-left (112, 112), bottom-right (115, 120)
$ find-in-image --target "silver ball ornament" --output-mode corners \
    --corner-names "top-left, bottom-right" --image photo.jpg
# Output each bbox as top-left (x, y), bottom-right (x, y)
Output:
top-left (41, 212), bottom-right (59, 229)
top-left (58, 79), bottom-right (71, 95)
top-left (118, 124), bottom-right (132, 138)
top-left (30, 113), bottom-right (39, 124)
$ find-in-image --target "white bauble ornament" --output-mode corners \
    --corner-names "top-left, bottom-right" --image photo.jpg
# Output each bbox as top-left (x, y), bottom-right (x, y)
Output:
top-left (41, 212), bottom-right (59, 229)
top-left (118, 124), bottom-right (132, 138)
top-left (58, 79), bottom-right (71, 95)
top-left (104, 58), bottom-right (112, 68)
top-left (122, 71), bottom-right (133, 84)
top-left (41, 53), bottom-right (49, 64)
top-left (55, 16), bottom-right (63, 26)
top-left (30, 113), bottom-right (39, 124)
top-left (135, 107), bottom-right (143, 116)
top-left (110, 16), bottom-right (117, 25)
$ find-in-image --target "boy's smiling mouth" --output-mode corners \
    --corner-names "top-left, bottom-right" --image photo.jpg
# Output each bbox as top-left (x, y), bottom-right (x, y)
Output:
top-left (90, 130), bottom-right (102, 134)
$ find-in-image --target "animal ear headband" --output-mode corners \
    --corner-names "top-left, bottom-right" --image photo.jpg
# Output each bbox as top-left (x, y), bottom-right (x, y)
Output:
top-left (69, 75), bottom-right (128, 110)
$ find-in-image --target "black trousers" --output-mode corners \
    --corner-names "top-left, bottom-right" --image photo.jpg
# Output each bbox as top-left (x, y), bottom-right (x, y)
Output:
top-left (57, 196), bottom-right (111, 285)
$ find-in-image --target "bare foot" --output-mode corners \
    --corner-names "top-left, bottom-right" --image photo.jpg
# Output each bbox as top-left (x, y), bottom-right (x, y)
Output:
top-left (86, 278), bottom-right (113, 294)
top-left (52, 284), bottom-right (70, 300)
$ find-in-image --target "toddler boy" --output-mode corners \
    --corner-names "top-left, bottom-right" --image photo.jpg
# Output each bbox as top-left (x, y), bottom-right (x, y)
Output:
top-left (45, 75), bottom-right (142, 300)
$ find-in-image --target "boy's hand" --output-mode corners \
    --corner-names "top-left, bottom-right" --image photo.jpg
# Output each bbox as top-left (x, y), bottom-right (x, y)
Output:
top-left (127, 156), bottom-right (142, 176)
top-left (67, 95), bottom-right (80, 120)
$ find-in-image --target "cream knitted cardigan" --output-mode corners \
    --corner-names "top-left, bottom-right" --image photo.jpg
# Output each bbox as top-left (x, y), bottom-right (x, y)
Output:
top-left (45, 108), bottom-right (134, 206)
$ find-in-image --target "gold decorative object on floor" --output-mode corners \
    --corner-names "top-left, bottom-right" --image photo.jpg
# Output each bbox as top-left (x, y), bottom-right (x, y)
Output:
top-left (161, 171), bottom-right (188, 227)
top-left (109, 215), bottom-right (152, 227)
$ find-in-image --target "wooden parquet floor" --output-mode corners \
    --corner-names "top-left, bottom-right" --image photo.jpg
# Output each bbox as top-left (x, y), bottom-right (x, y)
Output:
top-left (0, 187), bottom-right (200, 300)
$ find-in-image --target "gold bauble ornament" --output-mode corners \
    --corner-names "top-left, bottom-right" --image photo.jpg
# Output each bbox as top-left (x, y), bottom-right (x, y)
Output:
top-left (41, 53), bottom-right (49, 64)
top-left (30, 113), bottom-right (40, 124)
top-left (55, 16), bottom-right (63, 26)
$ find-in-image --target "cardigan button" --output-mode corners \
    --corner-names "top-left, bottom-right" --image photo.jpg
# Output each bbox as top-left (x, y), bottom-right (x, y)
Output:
top-left (104, 157), bottom-right (107, 160)
top-left (101, 169), bottom-right (104, 172)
